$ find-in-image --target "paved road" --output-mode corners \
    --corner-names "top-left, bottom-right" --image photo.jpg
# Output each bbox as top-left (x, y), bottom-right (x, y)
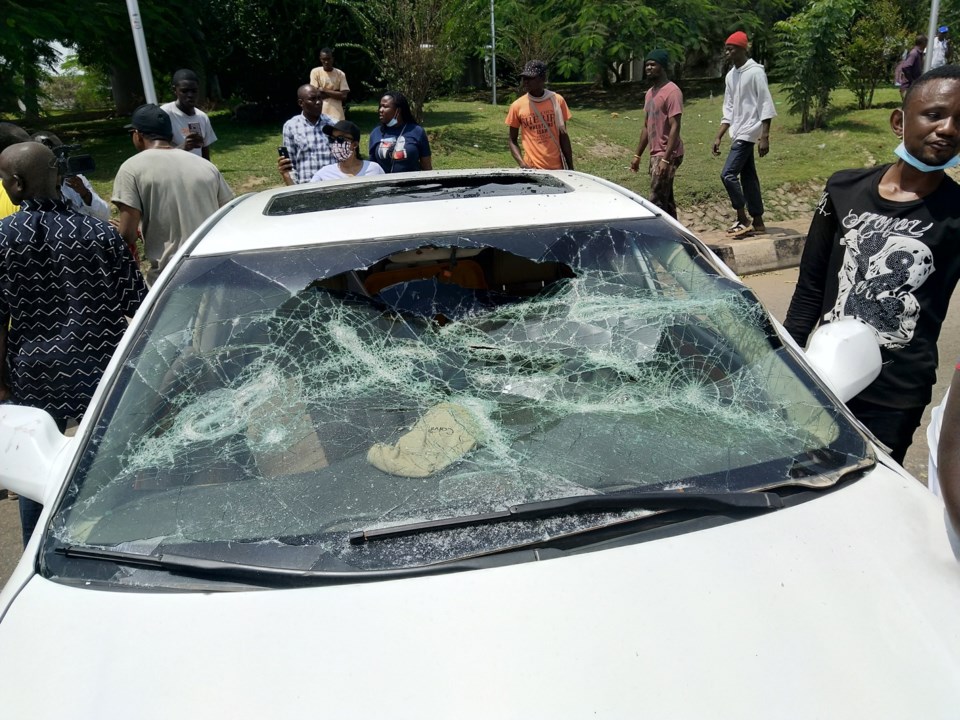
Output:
top-left (2, 265), bottom-right (957, 588)
top-left (744, 266), bottom-right (960, 484)
top-left (0, 495), bottom-right (19, 588)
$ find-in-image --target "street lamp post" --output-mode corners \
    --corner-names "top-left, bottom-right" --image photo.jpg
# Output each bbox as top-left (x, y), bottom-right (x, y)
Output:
top-left (125, 0), bottom-right (157, 104)
top-left (925, 0), bottom-right (942, 72)
top-left (490, 0), bottom-right (497, 105)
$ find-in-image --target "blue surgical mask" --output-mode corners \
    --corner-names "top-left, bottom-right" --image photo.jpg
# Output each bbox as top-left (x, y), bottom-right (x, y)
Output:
top-left (894, 141), bottom-right (960, 172)
top-left (386, 117), bottom-right (399, 128)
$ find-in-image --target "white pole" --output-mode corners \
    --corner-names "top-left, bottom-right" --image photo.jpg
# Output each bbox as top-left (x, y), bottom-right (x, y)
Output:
top-left (925, 0), bottom-right (941, 72)
top-left (490, 0), bottom-right (497, 105)
top-left (125, 0), bottom-right (157, 104)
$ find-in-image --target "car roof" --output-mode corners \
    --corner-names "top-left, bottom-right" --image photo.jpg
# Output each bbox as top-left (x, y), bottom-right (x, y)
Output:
top-left (190, 169), bottom-right (659, 257)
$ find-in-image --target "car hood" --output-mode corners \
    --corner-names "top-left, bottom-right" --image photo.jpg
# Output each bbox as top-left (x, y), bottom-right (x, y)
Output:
top-left (2, 464), bottom-right (960, 719)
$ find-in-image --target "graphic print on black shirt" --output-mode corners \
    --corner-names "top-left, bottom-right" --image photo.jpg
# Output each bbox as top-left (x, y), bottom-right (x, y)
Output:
top-left (826, 205), bottom-right (935, 348)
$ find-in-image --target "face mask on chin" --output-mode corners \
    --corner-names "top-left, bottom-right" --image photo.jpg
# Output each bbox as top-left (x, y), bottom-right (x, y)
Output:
top-left (895, 142), bottom-right (960, 171)
top-left (386, 117), bottom-right (399, 128)
top-left (895, 113), bottom-right (960, 171)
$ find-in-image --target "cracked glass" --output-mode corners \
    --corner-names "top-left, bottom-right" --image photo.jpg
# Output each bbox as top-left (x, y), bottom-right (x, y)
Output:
top-left (46, 220), bottom-right (869, 580)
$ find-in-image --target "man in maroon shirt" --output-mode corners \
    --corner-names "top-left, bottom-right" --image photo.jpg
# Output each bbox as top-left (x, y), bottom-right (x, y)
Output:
top-left (629, 49), bottom-right (684, 218)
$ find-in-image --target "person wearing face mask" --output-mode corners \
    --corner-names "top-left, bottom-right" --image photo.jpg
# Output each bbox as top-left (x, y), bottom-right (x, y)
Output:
top-left (369, 91), bottom-right (433, 173)
top-left (784, 64), bottom-right (960, 463)
top-left (309, 121), bottom-right (384, 181)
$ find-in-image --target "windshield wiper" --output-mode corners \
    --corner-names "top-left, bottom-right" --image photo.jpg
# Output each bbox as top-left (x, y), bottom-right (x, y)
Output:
top-left (52, 544), bottom-right (473, 586)
top-left (55, 545), bottom-right (311, 583)
top-left (349, 490), bottom-right (783, 545)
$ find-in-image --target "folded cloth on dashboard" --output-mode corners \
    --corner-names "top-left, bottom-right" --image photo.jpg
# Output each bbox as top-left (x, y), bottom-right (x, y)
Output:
top-left (367, 402), bottom-right (481, 477)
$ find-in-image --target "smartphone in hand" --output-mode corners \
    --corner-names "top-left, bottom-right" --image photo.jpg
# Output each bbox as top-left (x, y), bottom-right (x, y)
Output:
top-left (278, 146), bottom-right (290, 158)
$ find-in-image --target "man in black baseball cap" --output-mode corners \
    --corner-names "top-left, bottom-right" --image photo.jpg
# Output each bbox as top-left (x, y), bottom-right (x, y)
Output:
top-left (505, 59), bottom-right (574, 170)
top-left (123, 103), bottom-right (174, 140)
top-left (519, 59), bottom-right (547, 79)
top-left (112, 103), bottom-right (233, 284)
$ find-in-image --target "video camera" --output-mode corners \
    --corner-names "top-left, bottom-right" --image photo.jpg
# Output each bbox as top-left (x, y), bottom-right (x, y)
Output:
top-left (52, 145), bottom-right (96, 177)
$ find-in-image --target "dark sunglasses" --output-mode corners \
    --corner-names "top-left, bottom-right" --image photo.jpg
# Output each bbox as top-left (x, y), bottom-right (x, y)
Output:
top-left (330, 136), bottom-right (355, 145)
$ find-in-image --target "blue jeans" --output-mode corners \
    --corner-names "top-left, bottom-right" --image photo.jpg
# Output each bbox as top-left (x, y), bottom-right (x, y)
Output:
top-left (721, 140), bottom-right (764, 218)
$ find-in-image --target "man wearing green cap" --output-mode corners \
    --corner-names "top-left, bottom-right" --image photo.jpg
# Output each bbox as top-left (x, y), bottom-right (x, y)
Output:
top-left (629, 49), bottom-right (684, 218)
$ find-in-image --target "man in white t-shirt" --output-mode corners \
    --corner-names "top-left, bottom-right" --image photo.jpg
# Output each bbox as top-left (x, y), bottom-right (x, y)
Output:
top-left (931, 26), bottom-right (951, 69)
top-left (309, 48), bottom-right (350, 122)
top-left (711, 30), bottom-right (777, 238)
top-left (31, 131), bottom-right (110, 222)
top-left (161, 69), bottom-right (218, 161)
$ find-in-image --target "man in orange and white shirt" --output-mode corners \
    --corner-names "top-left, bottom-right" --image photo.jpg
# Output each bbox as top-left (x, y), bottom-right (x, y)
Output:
top-left (505, 60), bottom-right (573, 170)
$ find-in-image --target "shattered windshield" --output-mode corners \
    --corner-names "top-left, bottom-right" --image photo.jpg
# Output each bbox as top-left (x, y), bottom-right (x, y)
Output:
top-left (46, 221), bottom-right (868, 580)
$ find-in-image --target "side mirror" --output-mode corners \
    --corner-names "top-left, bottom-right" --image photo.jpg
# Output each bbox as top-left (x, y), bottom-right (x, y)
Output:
top-left (804, 318), bottom-right (882, 403)
top-left (0, 405), bottom-right (72, 503)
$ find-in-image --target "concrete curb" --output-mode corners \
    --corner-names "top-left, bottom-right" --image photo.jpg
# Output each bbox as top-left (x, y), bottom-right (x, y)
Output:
top-left (697, 219), bottom-right (810, 276)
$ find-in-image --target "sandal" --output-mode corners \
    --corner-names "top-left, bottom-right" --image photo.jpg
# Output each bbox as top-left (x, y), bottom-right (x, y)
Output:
top-left (725, 221), bottom-right (753, 237)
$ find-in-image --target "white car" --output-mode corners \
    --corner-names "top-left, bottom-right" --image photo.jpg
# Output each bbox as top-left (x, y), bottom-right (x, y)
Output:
top-left (2, 170), bottom-right (959, 718)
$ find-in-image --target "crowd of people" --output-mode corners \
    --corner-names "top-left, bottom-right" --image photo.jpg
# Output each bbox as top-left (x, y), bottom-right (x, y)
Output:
top-left (1, 36), bottom-right (960, 545)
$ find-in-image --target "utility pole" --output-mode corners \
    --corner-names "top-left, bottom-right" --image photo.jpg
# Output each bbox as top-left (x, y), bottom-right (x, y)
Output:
top-left (925, 0), bottom-right (941, 72)
top-left (490, 0), bottom-right (497, 105)
top-left (125, 0), bottom-right (157, 104)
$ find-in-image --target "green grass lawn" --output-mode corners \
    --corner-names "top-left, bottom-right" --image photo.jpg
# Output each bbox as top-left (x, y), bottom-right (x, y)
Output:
top-left (41, 82), bottom-right (907, 220)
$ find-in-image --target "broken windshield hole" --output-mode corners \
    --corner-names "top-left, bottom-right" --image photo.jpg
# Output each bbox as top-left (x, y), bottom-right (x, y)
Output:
top-left (50, 227), bottom-right (868, 573)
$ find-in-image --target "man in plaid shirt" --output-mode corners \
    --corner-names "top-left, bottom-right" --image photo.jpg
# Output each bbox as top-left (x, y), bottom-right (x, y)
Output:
top-left (278, 85), bottom-right (336, 184)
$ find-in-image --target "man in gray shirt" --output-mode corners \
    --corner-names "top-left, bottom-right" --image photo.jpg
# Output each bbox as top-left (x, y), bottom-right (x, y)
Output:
top-left (112, 104), bottom-right (233, 283)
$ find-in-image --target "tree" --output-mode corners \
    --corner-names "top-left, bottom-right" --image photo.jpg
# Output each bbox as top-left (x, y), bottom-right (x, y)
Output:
top-left (494, 0), bottom-right (566, 73)
top-left (774, 0), bottom-right (856, 132)
top-left (41, 56), bottom-right (111, 112)
top-left (364, 0), bottom-right (468, 121)
top-left (0, 1), bottom-right (67, 117)
top-left (841, 0), bottom-right (906, 109)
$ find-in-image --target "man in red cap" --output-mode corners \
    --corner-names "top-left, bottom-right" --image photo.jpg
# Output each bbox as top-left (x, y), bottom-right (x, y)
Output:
top-left (711, 30), bottom-right (776, 238)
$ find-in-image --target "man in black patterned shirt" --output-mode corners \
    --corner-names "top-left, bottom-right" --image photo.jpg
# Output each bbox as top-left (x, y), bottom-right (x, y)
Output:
top-left (0, 141), bottom-right (146, 546)
top-left (785, 66), bottom-right (960, 463)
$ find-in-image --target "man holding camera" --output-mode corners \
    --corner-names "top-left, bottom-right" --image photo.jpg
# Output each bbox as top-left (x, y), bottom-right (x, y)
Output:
top-left (32, 131), bottom-right (110, 222)
top-left (0, 141), bottom-right (146, 546)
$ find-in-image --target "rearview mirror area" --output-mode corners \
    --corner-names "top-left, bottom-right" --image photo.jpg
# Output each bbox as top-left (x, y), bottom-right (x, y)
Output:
top-left (0, 405), bottom-right (72, 503)
top-left (804, 319), bottom-right (882, 404)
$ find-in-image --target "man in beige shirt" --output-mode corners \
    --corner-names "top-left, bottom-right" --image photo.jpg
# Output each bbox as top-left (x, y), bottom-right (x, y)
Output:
top-left (309, 48), bottom-right (350, 122)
